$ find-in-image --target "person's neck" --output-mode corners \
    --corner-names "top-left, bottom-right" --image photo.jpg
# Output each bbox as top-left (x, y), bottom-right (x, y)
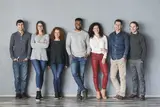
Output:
top-left (75, 29), bottom-right (82, 32)
top-left (115, 30), bottom-right (121, 34)
top-left (95, 33), bottom-right (100, 38)
top-left (132, 31), bottom-right (138, 34)
top-left (18, 30), bottom-right (24, 36)
top-left (54, 38), bottom-right (60, 41)
top-left (38, 31), bottom-right (43, 36)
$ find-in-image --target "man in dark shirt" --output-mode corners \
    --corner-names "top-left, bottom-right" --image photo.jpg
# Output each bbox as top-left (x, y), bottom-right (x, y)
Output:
top-left (109, 19), bottom-right (129, 100)
top-left (128, 21), bottom-right (147, 101)
top-left (9, 19), bottom-right (31, 99)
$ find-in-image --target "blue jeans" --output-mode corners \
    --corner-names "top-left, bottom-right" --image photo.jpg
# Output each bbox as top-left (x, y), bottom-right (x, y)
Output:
top-left (71, 57), bottom-right (87, 94)
top-left (13, 61), bottom-right (28, 93)
top-left (31, 60), bottom-right (47, 89)
top-left (50, 64), bottom-right (64, 93)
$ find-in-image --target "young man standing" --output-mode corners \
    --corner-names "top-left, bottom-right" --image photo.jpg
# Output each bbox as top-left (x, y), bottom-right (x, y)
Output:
top-left (128, 21), bottom-right (147, 101)
top-left (66, 18), bottom-right (90, 100)
top-left (109, 19), bottom-right (129, 100)
top-left (9, 19), bottom-right (31, 99)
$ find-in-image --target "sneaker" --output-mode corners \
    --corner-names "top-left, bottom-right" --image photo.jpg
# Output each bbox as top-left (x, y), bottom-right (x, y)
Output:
top-left (22, 93), bottom-right (29, 99)
top-left (140, 95), bottom-right (145, 101)
top-left (117, 95), bottom-right (124, 100)
top-left (35, 91), bottom-right (41, 102)
top-left (113, 95), bottom-right (119, 100)
top-left (77, 93), bottom-right (82, 101)
top-left (15, 93), bottom-right (22, 99)
top-left (129, 94), bottom-right (138, 98)
top-left (58, 92), bottom-right (63, 99)
top-left (82, 89), bottom-right (88, 100)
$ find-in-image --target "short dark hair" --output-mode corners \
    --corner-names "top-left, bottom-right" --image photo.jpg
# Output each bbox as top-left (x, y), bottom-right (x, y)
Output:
top-left (130, 21), bottom-right (139, 30)
top-left (88, 22), bottom-right (104, 38)
top-left (75, 18), bottom-right (83, 22)
top-left (114, 19), bottom-right (123, 25)
top-left (16, 19), bottom-right (24, 25)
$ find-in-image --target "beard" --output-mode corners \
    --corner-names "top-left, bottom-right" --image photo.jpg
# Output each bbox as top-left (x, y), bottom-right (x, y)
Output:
top-left (75, 26), bottom-right (82, 31)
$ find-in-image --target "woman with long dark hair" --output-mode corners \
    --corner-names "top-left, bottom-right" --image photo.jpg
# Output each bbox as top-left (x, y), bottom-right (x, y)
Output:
top-left (88, 22), bottom-right (108, 100)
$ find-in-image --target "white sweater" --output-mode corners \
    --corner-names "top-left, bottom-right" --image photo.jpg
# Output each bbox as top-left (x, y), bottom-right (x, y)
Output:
top-left (30, 34), bottom-right (49, 61)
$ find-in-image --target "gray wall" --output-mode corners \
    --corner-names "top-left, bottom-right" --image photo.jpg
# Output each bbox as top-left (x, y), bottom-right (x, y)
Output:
top-left (0, 0), bottom-right (160, 97)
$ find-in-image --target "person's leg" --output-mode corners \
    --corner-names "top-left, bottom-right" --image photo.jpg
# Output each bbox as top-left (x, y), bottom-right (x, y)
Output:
top-left (20, 61), bottom-right (29, 98)
top-left (79, 57), bottom-right (88, 99)
top-left (118, 58), bottom-right (127, 98)
top-left (128, 60), bottom-right (138, 97)
top-left (136, 60), bottom-right (145, 100)
top-left (31, 60), bottom-right (41, 89)
top-left (91, 53), bottom-right (100, 99)
top-left (39, 60), bottom-right (47, 89)
top-left (110, 59), bottom-right (119, 96)
top-left (50, 64), bottom-right (58, 98)
top-left (56, 64), bottom-right (64, 97)
top-left (12, 61), bottom-right (21, 98)
top-left (99, 55), bottom-right (108, 99)
top-left (71, 57), bottom-right (85, 99)
top-left (31, 60), bottom-right (41, 101)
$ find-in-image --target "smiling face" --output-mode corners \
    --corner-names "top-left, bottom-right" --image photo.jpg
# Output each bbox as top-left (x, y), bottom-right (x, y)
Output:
top-left (54, 29), bottom-right (60, 39)
top-left (93, 25), bottom-right (100, 35)
top-left (75, 20), bottom-right (82, 31)
top-left (130, 23), bottom-right (138, 34)
top-left (37, 23), bottom-right (44, 32)
top-left (114, 21), bottom-right (122, 32)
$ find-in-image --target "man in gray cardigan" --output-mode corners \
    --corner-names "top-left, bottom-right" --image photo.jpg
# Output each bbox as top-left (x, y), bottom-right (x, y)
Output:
top-left (9, 19), bottom-right (31, 99)
top-left (128, 21), bottom-right (147, 101)
top-left (66, 18), bottom-right (90, 100)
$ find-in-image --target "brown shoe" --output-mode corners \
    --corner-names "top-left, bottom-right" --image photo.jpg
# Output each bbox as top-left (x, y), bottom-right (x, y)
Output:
top-left (101, 89), bottom-right (107, 99)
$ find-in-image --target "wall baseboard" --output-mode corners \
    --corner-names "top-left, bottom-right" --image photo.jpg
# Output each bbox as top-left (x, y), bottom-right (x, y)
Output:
top-left (0, 95), bottom-right (160, 98)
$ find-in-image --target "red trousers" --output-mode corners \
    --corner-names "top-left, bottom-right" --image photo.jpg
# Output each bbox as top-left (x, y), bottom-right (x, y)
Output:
top-left (91, 53), bottom-right (108, 91)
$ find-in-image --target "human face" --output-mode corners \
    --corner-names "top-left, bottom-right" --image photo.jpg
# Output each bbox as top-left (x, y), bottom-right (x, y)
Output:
top-left (54, 29), bottom-right (60, 39)
top-left (114, 21), bottom-right (122, 32)
top-left (37, 23), bottom-right (44, 32)
top-left (130, 23), bottom-right (138, 34)
top-left (93, 25), bottom-right (99, 35)
top-left (75, 20), bottom-right (82, 31)
top-left (17, 22), bottom-right (24, 32)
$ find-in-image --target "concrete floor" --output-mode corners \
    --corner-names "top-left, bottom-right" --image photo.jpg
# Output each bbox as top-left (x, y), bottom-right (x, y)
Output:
top-left (0, 97), bottom-right (160, 107)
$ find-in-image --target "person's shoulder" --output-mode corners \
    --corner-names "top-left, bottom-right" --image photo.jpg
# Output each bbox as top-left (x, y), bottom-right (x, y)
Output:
top-left (11, 31), bottom-right (18, 36)
top-left (109, 32), bottom-right (115, 37)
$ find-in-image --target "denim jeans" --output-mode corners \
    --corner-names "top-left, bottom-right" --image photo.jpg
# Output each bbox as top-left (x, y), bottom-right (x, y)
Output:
top-left (50, 63), bottom-right (64, 93)
top-left (128, 59), bottom-right (145, 96)
top-left (12, 61), bottom-right (28, 93)
top-left (31, 60), bottom-right (47, 89)
top-left (71, 57), bottom-right (87, 94)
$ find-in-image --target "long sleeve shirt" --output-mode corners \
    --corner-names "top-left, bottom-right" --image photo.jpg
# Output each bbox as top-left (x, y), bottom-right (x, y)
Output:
top-left (90, 35), bottom-right (108, 59)
top-left (47, 40), bottom-right (69, 66)
top-left (30, 34), bottom-right (49, 61)
top-left (66, 30), bottom-right (90, 57)
top-left (9, 31), bottom-right (31, 60)
top-left (129, 32), bottom-right (147, 61)
top-left (109, 31), bottom-right (129, 60)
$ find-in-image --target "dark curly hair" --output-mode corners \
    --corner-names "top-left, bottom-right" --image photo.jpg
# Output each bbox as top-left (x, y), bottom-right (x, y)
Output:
top-left (88, 22), bottom-right (104, 38)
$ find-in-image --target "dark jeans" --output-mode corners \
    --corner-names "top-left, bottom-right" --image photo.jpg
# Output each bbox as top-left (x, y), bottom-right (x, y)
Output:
top-left (31, 60), bottom-right (47, 89)
top-left (13, 61), bottom-right (28, 94)
top-left (50, 63), bottom-right (64, 93)
top-left (71, 57), bottom-right (87, 94)
top-left (129, 59), bottom-right (145, 96)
